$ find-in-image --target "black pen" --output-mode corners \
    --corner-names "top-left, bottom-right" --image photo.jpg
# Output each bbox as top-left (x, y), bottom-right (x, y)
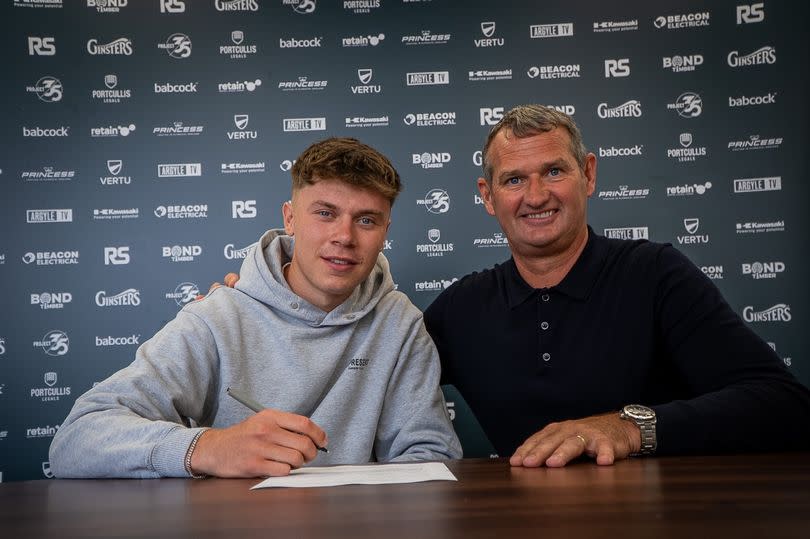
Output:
top-left (226, 387), bottom-right (328, 453)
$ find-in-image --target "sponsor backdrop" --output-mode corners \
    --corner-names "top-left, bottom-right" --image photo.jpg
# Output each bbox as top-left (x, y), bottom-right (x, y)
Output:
top-left (0, 0), bottom-right (807, 480)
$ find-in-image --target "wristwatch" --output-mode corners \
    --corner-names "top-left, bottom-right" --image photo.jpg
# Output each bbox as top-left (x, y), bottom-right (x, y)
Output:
top-left (619, 404), bottom-right (657, 455)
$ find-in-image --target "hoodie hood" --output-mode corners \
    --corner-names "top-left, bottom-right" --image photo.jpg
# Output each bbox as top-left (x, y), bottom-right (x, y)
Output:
top-left (235, 228), bottom-right (395, 327)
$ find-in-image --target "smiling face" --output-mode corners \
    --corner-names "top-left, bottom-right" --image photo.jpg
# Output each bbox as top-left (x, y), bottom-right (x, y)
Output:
top-left (477, 127), bottom-right (596, 262)
top-left (282, 178), bottom-right (391, 312)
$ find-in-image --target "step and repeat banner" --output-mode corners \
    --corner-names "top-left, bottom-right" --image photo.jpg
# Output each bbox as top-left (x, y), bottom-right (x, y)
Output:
top-left (1, 0), bottom-right (807, 481)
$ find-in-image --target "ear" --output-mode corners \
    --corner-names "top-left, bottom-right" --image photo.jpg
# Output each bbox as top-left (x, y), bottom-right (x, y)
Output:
top-left (477, 178), bottom-right (496, 216)
top-left (583, 153), bottom-right (597, 197)
top-left (282, 200), bottom-right (294, 235)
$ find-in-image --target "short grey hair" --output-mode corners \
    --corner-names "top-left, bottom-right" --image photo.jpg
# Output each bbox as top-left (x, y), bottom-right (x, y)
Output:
top-left (481, 104), bottom-right (588, 182)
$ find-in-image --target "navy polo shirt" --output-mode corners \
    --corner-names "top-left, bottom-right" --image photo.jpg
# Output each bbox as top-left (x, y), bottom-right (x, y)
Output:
top-left (425, 227), bottom-right (810, 456)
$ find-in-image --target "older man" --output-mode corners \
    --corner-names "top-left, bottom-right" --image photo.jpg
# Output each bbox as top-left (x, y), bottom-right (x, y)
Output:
top-left (424, 105), bottom-right (810, 467)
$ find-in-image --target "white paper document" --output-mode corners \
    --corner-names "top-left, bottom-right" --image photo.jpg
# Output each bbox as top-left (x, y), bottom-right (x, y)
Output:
top-left (251, 462), bottom-right (457, 489)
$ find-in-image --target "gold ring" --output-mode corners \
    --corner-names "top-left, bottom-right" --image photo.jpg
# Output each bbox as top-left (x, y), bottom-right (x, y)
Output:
top-left (575, 434), bottom-right (587, 447)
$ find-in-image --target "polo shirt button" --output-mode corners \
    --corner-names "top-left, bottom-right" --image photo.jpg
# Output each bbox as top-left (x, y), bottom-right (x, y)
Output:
top-left (540, 321), bottom-right (549, 330)
top-left (345, 314), bottom-right (356, 320)
top-left (541, 294), bottom-right (550, 302)
top-left (290, 302), bottom-right (299, 310)
top-left (542, 352), bottom-right (551, 361)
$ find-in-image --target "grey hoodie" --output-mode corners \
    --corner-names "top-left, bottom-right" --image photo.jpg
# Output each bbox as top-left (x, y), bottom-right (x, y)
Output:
top-left (49, 229), bottom-right (461, 478)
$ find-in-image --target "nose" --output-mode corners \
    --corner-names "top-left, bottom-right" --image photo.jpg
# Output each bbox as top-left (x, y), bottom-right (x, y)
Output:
top-left (524, 176), bottom-right (550, 206)
top-left (331, 215), bottom-right (356, 246)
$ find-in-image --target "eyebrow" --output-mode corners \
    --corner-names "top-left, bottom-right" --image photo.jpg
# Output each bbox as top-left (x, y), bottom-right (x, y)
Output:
top-left (310, 200), bottom-right (386, 218)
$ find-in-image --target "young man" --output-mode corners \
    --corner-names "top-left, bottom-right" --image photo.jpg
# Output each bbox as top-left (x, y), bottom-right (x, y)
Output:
top-left (49, 137), bottom-right (461, 479)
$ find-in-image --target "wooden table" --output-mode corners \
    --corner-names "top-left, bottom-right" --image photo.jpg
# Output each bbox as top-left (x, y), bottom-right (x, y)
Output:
top-left (1, 454), bottom-right (808, 538)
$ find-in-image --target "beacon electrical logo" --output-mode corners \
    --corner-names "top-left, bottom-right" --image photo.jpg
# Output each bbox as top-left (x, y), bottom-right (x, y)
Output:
top-left (527, 65), bottom-right (579, 80)
top-left (154, 204), bottom-right (208, 220)
top-left (22, 250), bottom-right (80, 266)
top-left (653, 12), bottom-right (710, 30)
top-left (403, 112), bottom-right (456, 127)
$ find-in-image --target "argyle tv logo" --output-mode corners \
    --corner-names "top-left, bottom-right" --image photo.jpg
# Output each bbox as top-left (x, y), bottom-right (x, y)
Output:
top-left (232, 200), bottom-right (257, 218)
top-left (228, 114), bottom-right (258, 140)
top-left (677, 218), bottom-right (709, 244)
top-left (603, 227), bottom-right (649, 240)
top-left (158, 163), bottom-right (201, 178)
top-left (96, 288), bottom-right (141, 307)
top-left (159, 0), bottom-right (184, 13)
top-left (475, 21), bottom-right (504, 47)
top-left (530, 23), bottom-right (574, 38)
top-left (667, 92), bottom-right (702, 118)
top-left (418, 189), bottom-right (451, 214)
top-left (31, 292), bottom-right (72, 310)
top-left (352, 68), bottom-right (381, 94)
top-left (480, 107), bottom-right (504, 126)
top-left (283, 118), bottom-right (326, 132)
top-left (733, 176), bottom-right (781, 193)
top-left (737, 3), bottom-right (764, 24)
top-left (28, 36), bottom-right (55, 55)
top-left (33, 330), bottom-right (69, 356)
top-left (604, 58), bottom-right (630, 78)
top-left (166, 282), bottom-right (200, 306)
top-left (27, 209), bottom-right (72, 223)
top-left (104, 246), bottom-right (130, 265)
top-left (159, 33), bottom-right (192, 58)
top-left (406, 71), bottom-right (449, 86)
top-left (215, 0), bottom-right (259, 11)
top-left (666, 182), bottom-right (712, 197)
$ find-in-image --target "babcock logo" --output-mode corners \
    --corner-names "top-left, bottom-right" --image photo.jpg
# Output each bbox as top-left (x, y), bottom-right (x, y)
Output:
top-left (22, 126), bottom-right (70, 137)
top-left (598, 145), bottom-right (643, 157)
top-left (96, 288), bottom-right (141, 307)
top-left (280, 36), bottom-right (322, 48)
top-left (95, 335), bottom-right (140, 347)
top-left (87, 37), bottom-right (132, 55)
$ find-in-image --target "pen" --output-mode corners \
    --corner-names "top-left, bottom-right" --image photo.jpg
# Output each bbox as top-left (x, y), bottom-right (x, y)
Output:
top-left (226, 387), bottom-right (328, 453)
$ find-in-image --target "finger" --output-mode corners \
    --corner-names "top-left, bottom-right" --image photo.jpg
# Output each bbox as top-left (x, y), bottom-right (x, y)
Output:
top-left (224, 273), bottom-right (240, 288)
top-left (511, 437), bottom-right (561, 468)
top-left (272, 411), bottom-right (328, 451)
top-left (254, 460), bottom-right (292, 478)
top-left (594, 438), bottom-right (617, 466)
top-left (545, 435), bottom-right (589, 468)
top-left (261, 443), bottom-right (308, 470)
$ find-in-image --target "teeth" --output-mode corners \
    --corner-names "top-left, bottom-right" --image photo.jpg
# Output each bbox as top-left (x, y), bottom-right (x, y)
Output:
top-left (526, 210), bottom-right (555, 218)
top-left (329, 259), bottom-right (349, 265)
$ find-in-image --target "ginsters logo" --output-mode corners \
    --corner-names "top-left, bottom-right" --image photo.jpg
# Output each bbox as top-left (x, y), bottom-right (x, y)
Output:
top-left (412, 152), bottom-right (451, 169)
top-left (414, 277), bottom-right (458, 292)
top-left (604, 227), bottom-right (649, 240)
top-left (215, 0), bottom-right (258, 11)
top-left (742, 261), bottom-right (785, 280)
top-left (666, 181), bottom-right (712, 197)
top-left (727, 134), bottom-right (782, 151)
top-left (90, 124), bottom-right (136, 138)
top-left (31, 372), bottom-right (71, 403)
top-left (653, 12), bottom-right (710, 30)
top-left (26, 76), bottom-right (63, 102)
top-left (33, 330), bottom-right (69, 356)
top-left (727, 46), bottom-right (776, 67)
top-left (228, 114), bottom-right (258, 140)
top-left (403, 112), bottom-right (456, 127)
top-left (351, 68), bottom-right (381, 94)
top-left (224, 242), bottom-right (255, 260)
top-left (527, 65), bottom-right (579, 80)
top-left (475, 21), bottom-right (504, 47)
top-left (158, 33), bottom-right (192, 58)
top-left (597, 100), bottom-right (641, 119)
top-left (23, 250), bottom-right (79, 266)
top-left (416, 229), bottom-right (453, 258)
top-left (22, 167), bottom-right (75, 183)
top-left (736, 221), bottom-right (785, 234)
top-left (86, 37), bottom-right (132, 55)
top-left (473, 232), bottom-right (509, 248)
top-left (530, 23), bottom-right (574, 38)
top-left (417, 189), bottom-right (451, 214)
top-left (92, 74), bottom-right (132, 104)
top-left (677, 218), bottom-right (709, 245)
top-left (221, 30), bottom-right (258, 59)
top-left (402, 30), bottom-right (451, 46)
top-left (342, 33), bottom-right (385, 47)
top-left (344, 0), bottom-right (379, 14)
top-left (278, 76), bottom-right (328, 92)
top-left (406, 71), bottom-right (449, 86)
top-left (597, 185), bottom-right (650, 201)
top-left (663, 54), bottom-right (704, 73)
top-left (165, 282), bottom-right (200, 306)
top-left (667, 92), bottom-right (703, 118)
top-left (733, 176), bottom-right (781, 193)
top-left (96, 288), bottom-right (141, 307)
top-left (30, 292), bottom-right (72, 310)
top-left (743, 304), bottom-right (791, 323)
top-left (667, 132), bottom-right (707, 162)
top-left (154, 204), bottom-right (208, 219)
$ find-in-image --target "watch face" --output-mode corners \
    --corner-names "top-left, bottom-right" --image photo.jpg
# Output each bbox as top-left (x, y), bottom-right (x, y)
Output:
top-left (624, 404), bottom-right (655, 420)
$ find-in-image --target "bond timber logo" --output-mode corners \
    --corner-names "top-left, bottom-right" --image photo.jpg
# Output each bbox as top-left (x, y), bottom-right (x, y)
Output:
top-left (215, 0), bottom-right (259, 11)
top-left (402, 30), bottom-right (451, 46)
top-left (221, 161), bottom-right (265, 174)
top-left (469, 68), bottom-right (512, 82)
top-left (473, 231), bottom-right (509, 248)
top-left (677, 218), bottom-right (709, 245)
top-left (352, 68), bottom-right (381, 94)
top-left (31, 372), bottom-right (71, 404)
top-left (742, 261), bottom-right (785, 280)
top-left (597, 185), bottom-right (650, 201)
top-left (653, 12), bottom-right (710, 30)
top-left (406, 71), bottom-right (449, 86)
top-left (90, 124), bottom-right (136, 138)
top-left (162, 245), bottom-right (202, 262)
top-left (158, 33), bottom-right (192, 58)
top-left (729, 92), bottom-right (776, 108)
top-left (285, 0), bottom-right (316, 14)
top-left (33, 331), bottom-right (69, 356)
top-left (603, 227), bottom-right (649, 240)
top-left (667, 132), bottom-right (707, 162)
top-left (344, 0), bottom-right (379, 14)
top-left (26, 209), bottom-right (73, 224)
top-left (549, 105), bottom-right (576, 116)
top-left (23, 250), bottom-right (80, 266)
top-left (342, 33), bottom-right (385, 47)
top-left (228, 114), bottom-right (258, 140)
top-left (87, 37), bottom-right (132, 55)
top-left (743, 304), bottom-right (791, 323)
top-left (736, 220), bottom-right (785, 235)
top-left (96, 288), bottom-right (141, 307)
top-left (475, 21), bottom-right (504, 47)
top-left (667, 92), bottom-right (702, 118)
top-left (278, 76), bottom-right (328, 92)
top-left (728, 46), bottom-right (776, 68)
top-left (733, 176), bottom-right (782, 194)
top-left (154, 204), bottom-right (208, 219)
top-left (220, 30), bottom-right (258, 59)
top-left (416, 229), bottom-right (453, 258)
top-left (26, 76), bottom-right (63, 102)
top-left (283, 117), bottom-right (326, 132)
top-left (218, 79), bottom-right (262, 93)
top-left (597, 100), bottom-right (641, 119)
top-left (413, 152), bottom-right (451, 169)
top-left (593, 19), bottom-right (638, 33)
top-left (22, 126), bottom-right (70, 138)
top-left (663, 54), bottom-right (704, 73)
top-left (279, 36), bottom-right (322, 48)
top-left (417, 189), bottom-right (451, 214)
top-left (22, 166), bottom-right (75, 183)
top-left (87, 0), bottom-right (128, 13)
top-left (30, 292), bottom-right (72, 310)
top-left (166, 282), bottom-right (200, 306)
top-left (345, 115), bottom-right (389, 128)
top-left (403, 111), bottom-right (456, 127)
top-left (224, 242), bottom-right (255, 260)
top-left (92, 74), bottom-right (132, 103)
top-left (415, 277), bottom-right (458, 293)
top-left (527, 65), bottom-right (579, 80)
top-left (666, 181), bottom-right (712, 197)
top-left (727, 134), bottom-right (782, 151)
top-left (530, 23), bottom-right (574, 38)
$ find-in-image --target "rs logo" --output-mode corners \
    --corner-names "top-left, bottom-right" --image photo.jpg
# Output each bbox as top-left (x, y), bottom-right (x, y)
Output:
top-left (232, 200), bottom-right (257, 218)
top-left (28, 37), bottom-right (55, 56)
top-left (479, 107), bottom-right (504, 126)
top-left (604, 58), bottom-right (630, 78)
top-left (104, 246), bottom-right (130, 265)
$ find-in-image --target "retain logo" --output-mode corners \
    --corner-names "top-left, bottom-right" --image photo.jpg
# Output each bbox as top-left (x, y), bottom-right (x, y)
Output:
top-left (604, 227), bottom-right (649, 240)
top-left (33, 331), bottom-right (70, 356)
top-left (666, 182), bottom-right (712, 197)
top-left (414, 277), bottom-right (458, 292)
top-left (417, 189), bottom-right (450, 214)
top-left (218, 79), bottom-right (262, 93)
top-left (90, 124), bottom-right (136, 138)
top-left (406, 71), bottom-right (449, 86)
top-left (530, 23), bottom-right (574, 38)
top-left (342, 33), bottom-right (385, 47)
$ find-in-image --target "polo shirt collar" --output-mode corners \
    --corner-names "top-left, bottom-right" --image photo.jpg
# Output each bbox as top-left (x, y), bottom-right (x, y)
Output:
top-left (504, 226), bottom-right (607, 308)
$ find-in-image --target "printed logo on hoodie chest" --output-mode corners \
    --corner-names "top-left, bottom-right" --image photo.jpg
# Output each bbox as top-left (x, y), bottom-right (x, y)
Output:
top-left (348, 357), bottom-right (371, 371)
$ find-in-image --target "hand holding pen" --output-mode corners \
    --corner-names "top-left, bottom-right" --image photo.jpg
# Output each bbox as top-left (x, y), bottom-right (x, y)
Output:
top-left (186, 388), bottom-right (329, 478)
